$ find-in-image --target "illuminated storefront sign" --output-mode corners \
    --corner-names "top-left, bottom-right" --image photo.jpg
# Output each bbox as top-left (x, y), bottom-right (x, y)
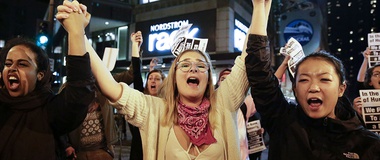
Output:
top-left (284, 19), bottom-right (314, 46)
top-left (234, 13), bottom-right (249, 52)
top-left (148, 20), bottom-right (201, 52)
top-left (234, 19), bottom-right (248, 52)
top-left (136, 9), bottom-right (216, 58)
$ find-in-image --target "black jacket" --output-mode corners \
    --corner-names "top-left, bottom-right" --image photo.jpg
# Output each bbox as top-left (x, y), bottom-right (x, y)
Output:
top-left (0, 53), bottom-right (95, 160)
top-left (245, 34), bottom-right (380, 160)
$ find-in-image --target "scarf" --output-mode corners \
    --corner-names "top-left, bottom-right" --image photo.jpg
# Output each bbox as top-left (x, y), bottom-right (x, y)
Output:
top-left (177, 98), bottom-right (216, 146)
top-left (0, 87), bottom-right (52, 111)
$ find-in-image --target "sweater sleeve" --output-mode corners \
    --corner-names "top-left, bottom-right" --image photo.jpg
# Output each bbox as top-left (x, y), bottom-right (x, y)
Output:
top-left (48, 53), bottom-right (95, 135)
top-left (109, 82), bottom-right (163, 128)
top-left (215, 56), bottom-right (249, 112)
top-left (245, 34), bottom-right (289, 133)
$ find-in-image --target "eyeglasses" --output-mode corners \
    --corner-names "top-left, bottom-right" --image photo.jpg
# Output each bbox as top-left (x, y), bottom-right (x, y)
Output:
top-left (176, 61), bottom-right (209, 73)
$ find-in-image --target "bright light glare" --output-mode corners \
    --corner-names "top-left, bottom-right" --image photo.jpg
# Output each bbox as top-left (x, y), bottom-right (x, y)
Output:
top-left (39, 35), bottom-right (48, 44)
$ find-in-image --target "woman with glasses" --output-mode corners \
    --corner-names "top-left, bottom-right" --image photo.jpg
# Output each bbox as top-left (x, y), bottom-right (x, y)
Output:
top-left (55, 0), bottom-right (269, 158)
top-left (353, 47), bottom-right (380, 114)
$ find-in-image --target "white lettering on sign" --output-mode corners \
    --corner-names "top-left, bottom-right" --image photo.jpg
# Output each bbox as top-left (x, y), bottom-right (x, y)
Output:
top-left (148, 28), bottom-right (200, 52)
top-left (150, 20), bottom-right (190, 32)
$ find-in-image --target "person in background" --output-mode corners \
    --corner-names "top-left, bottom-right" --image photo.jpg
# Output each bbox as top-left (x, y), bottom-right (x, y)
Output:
top-left (362, 63), bottom-right (380, 90)
top-left (352, 47), bottom-right (379, 115)
top-left (59, 87), bottom-right (115, 160)
top-left (214, 68), bottom-right (231, 89)
top-left (59, 32), bottom-right (140, 160)
top-left (55, 0), bottom-right (263, 158)
top-left (0, 1), bottom-right (95, 159)
top-left (356, 47), bottom-right (371, 85)
top-left (245, 0), bottom-right (380, 159)
top-left (128, 31), bottom-right (166, 160)
top-left (240, 94), bottom-right (264, 160)
top-left (143, 69), bottom-right (166, 96)
top-left (145, 57), bottom-right (166, 96)
top-left (127, 30), bottom-right (144, 160)
top-left (215, 68), bottom-right (249, 160)
top-left (353, 63), bottom-right (380, 115)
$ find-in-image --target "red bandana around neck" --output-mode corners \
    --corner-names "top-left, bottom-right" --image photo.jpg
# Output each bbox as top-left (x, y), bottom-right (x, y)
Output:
top-left (177, 98), bottom-right (217, 146)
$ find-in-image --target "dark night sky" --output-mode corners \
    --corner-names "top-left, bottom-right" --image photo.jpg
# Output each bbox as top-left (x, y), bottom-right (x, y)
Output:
top-left (0, 0), bottom-right (50, 41)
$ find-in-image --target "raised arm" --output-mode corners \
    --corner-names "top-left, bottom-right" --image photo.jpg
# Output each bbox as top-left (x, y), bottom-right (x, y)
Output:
top-left (84, 36), bottom-right (122, 102)
top-left (250, 0), bottom-right (270, 36)
top-left (240, 0), bottom-right (271, 61)
top-left (357, 47), bottom-right (370, 82)
top-left (52, 0), bottom-right (95, 134)
top-left (56, 1), bottom-right (122, 102)
top-left (274, 54), bottom-right (290, 79)
top-left (130, 31), bottom-right (144, 92)
top-left (57, 0), bottom-right (88, 56)
top-left (149, 57), bottom-right (159, 71)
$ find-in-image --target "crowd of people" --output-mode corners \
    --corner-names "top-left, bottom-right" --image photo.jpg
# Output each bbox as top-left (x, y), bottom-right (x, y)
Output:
top-left (0, 0), bottom-right (379, 159)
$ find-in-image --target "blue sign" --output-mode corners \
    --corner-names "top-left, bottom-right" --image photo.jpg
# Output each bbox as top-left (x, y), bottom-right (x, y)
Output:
top-left (284, 19), bottom-right (313, 46)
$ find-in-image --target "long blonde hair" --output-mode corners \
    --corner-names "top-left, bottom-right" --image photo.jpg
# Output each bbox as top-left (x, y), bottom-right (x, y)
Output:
top-left (158, 49), bottom-right (218, 129)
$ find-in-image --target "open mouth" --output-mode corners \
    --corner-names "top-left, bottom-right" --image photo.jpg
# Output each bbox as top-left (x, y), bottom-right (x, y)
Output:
top-left (307, 98), bottom-right (322, 108)
top-left (187, 77), bottom-right (200, 86)
top-left (8, 76), bottom-right (20, 90)
top-left (150, 85), bottom-right (156, 89)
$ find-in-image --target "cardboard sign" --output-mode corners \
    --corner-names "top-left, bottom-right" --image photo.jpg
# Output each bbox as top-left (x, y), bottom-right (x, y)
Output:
top-left (103, 47), bottom-right (119, 71)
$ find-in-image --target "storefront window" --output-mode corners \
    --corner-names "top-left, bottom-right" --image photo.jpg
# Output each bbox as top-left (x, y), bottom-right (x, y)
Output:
top-left (141, 0), bottom-right (159, 4)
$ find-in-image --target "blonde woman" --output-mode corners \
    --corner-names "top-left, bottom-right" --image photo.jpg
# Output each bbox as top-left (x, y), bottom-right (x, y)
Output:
top-left (55, 0), bottom-right (269, 158)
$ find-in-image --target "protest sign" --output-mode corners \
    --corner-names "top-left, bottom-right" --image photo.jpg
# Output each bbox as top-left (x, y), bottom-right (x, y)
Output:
top-left (359, 89), bottom-right (380, 135)
top-left (367, 33), bottom-right (380, 67)
top-left (246, 120), bottom-right (266, 154)
top-left (280, 37), bottom-right (305, 77)
top-left (103, 47), bottom-right (119, 71)
top-left (170, 24), bottom-right (208, 57)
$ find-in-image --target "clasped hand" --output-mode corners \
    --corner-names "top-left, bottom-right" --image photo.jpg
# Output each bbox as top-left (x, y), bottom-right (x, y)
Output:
top-left (56, 0), bottom-right (90, 35)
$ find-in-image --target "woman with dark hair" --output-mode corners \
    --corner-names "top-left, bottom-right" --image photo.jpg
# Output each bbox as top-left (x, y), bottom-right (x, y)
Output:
top-left (353, 47), bottom-right (380, 114)
top-left (245, 0), bottom-right (380, 159)
top-left (0, 1), bottom-right (95, 159)
top-left (363, 64), bottom-right (380, 89)
top-left (143, 69), bottom-right (166, 96)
